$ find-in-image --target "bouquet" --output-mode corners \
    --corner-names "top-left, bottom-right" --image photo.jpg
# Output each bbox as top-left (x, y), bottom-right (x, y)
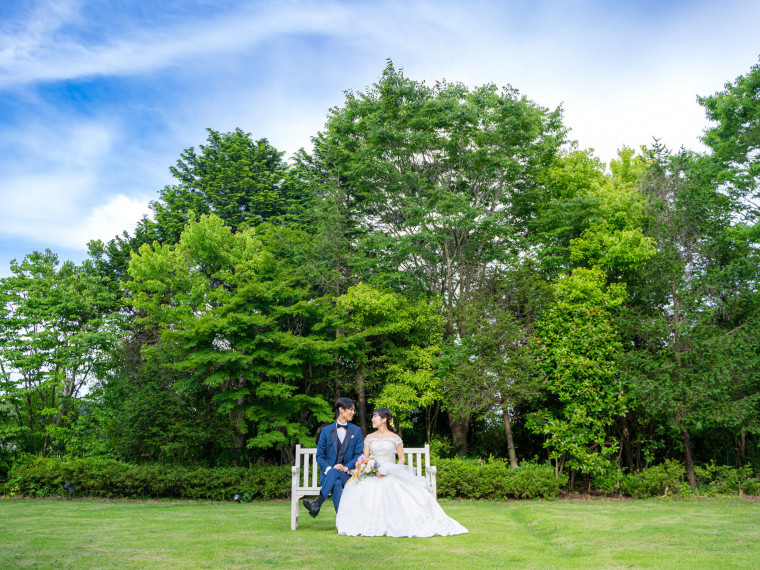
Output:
top-left (349, 454), bottom-right (379, 483)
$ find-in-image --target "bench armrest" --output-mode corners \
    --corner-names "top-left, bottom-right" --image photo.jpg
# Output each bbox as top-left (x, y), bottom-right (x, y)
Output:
top-left (291, 466), bottom-right (300, 488)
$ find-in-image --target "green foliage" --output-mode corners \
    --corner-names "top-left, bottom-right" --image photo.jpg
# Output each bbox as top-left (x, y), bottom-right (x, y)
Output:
top-left (4, 455), bottom-right (568, 501)
top-left (615, 460), bottom-right (760, 498)
top-left (436, 458), bottom-right (566, 499)
top-left (619, 459), bottom-right (687, 497)
top-left (3, 456), bottom-right (290, 500)
top-left (528, 268), bottom-right (626, 475)
top-left (97, 338), bottom-right (232, 465)
top-left (151, 128), bottom-right (290, 243)
top-left (317, 63), bottom-right (567, 454)
top-left (694, 463), bottom-right (760, 496)
top-left (534, 145), bottom-right (656, 278)
top-left (699, 59), bottom-right (760, 200)
top-left (326, 283), bottom-right (444, 433)
top-left (619, 145), bottom-right (760, 486)
top-left (532, 145), bottom-right (607, 274)
top-left (126, 214), bottom-right (334, 455)
top-left (0, 251), bottom-right (120, 459)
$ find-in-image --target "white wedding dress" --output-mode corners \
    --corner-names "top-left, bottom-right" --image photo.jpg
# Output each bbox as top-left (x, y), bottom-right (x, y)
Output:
top-left (335, 436), bottom-right (468, 537)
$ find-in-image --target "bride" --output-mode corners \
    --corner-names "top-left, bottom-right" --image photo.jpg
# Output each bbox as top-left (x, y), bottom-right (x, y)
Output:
top-left (335, 408), bottom-right (468, 538)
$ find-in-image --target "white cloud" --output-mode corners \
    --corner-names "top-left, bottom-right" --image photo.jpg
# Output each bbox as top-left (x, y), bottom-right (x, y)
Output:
top-left (71, 193), bottom-right (153, 247)
top-left (2, 172), bottom-right (93, 229)
top-left (1, 188), bottom-right (151, 251)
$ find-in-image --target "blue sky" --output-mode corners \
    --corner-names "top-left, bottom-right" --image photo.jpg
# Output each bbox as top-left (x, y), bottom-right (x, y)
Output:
top-left (1, 0), bottom-right (759, 276)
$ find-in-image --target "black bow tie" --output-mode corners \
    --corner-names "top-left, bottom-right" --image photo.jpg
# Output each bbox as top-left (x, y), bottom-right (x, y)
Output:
top-left (337, 423), bottom-right (347, 429)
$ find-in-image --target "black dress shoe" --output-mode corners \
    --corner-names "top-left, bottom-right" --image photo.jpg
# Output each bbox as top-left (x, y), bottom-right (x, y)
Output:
top-left (302, 497), bottom-right (320, 518)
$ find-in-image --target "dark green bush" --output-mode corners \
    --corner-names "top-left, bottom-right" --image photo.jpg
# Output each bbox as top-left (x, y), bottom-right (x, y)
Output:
top-left (618, 461), bottom-right (760, 498)
top-left (436, 458), bottom-right (566, 500)
top-left (591, 469), bottom-right (623, 493)
top-left (7, 455), bottom-right (755, 501)
top-left (694, 463), bottom-right (760, 495)
top-left (5, 455), bottom-right (565, 500)
top-left (619, 459), bottom-right (687, 497)
top-left (3, 456), bottom-right (290, 500)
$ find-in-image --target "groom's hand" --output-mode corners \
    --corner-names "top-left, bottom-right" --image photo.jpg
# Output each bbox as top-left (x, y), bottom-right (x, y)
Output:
top-left (333, 464), bottom-right (348, 473)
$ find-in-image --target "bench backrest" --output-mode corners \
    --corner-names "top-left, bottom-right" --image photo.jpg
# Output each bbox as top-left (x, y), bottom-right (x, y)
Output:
top-left (293, 443), bottom-right (432, 487)
top-left (404, 446), bottom-right (432, 477)
top-left (294, 444), bottom-right (320, 489)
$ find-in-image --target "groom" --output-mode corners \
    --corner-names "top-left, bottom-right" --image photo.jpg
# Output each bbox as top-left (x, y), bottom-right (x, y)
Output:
top-left (302, 397), bottom-right (364, 518)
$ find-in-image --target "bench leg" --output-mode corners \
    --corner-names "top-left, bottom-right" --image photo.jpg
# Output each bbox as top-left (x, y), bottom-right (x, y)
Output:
top-left (291, 493), bottom-right (299, 530)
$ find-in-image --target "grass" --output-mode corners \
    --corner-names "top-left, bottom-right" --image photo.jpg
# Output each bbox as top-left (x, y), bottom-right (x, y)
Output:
top-left (1, 497), bottom-right (759, 568)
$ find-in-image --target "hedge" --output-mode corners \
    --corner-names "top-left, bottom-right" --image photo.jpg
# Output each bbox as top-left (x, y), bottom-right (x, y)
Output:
top-left (436, 458), bottom-right (566, 500)
top-left (2, 456), bottom-right (290, 501)
top-left (6, 456), bottom-right (754, 501)
top-left (3, 456), bottom-right (566, 500)
top-left (612, 460), bottom-right (760, 497)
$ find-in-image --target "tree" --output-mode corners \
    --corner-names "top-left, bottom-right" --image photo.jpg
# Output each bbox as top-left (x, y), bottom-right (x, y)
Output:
top-left (317, 61), bottom-right (566, 453)
top-left (531, 145), bottom-right (607, 276)
top-left (97, 331), bottom-right (231, 464)
top-left (528, 268), bottom-right (627, 478)
top-left (325, 283), bottom-right (443, 438)
top-left (437, 266), bottom-right (550, 465)
top-left (89, 129), bottom-right (297, 294)
top-left (0, 251), bottom-right (119, 458)
top-left (125, 214), bottom-right (334, 463)
top-left (620, 145), bottom-right (760, 487)
top-left (151, 129), bottom-right (290, 243)
top-left (699, 59), bottom-right (760, 212)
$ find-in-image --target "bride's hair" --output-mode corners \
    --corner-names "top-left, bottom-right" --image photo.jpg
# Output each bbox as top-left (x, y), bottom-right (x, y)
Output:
top-left (372, 407), bottom-right (397, 433)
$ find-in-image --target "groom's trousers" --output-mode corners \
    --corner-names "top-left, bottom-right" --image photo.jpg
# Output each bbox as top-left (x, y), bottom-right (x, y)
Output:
top-left (320, 468), bottom-right (351, 512)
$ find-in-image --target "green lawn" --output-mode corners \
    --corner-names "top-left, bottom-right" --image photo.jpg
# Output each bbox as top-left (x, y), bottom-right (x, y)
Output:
top-left (1, 497), bottom-right (759, 568)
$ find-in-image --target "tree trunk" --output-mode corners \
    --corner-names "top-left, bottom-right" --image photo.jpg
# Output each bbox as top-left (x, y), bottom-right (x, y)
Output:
top-left (55, 372), bottom-right (76, 428)
top-left (230, 374), bottom-right (248, 464)
top-left (448, 412), bottom-right (469, 457)
top-left (425, 402), bottom-right (439, 444)
top-left (502, 404), bottom-right (519, 468)
top-left (621, 415), bottom-right (634, 473)
top-left (281, 444), bottom-right (294, 465)
top-left (737, 431), bottom-right (746, 468)
top-left (42, 384), bottom-right (55, 455)
top-left (356, 369), bottom-right (368, 436)
top-left (683, 429), bottom-right (697, 490)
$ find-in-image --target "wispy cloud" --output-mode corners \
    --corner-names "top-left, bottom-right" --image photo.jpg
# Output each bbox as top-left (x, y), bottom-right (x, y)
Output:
top-left (0, 1), bottom-right (360, 89)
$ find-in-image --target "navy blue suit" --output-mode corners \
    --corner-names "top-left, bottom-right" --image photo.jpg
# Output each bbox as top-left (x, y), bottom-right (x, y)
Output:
top-left (316, 421), bottom-right (364, 512)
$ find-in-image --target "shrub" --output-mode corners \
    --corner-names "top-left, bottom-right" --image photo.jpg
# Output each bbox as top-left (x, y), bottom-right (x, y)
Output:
top-left (3, 456), bottom-right (290, 500)
top-left (4, 455), bottom-right (565, 500)
top-left (591, 469), bottom-right (623, 494)
top-left (9, 455), bottom-right (753, 501)
top-left (694, 463), bottom-right (760, 495)
top-left (436, 458), bottom-right (566, 500)
top-left (617, 461), bottom-right (760, 498)
top-left (619, 459), bottom-right (686, 497)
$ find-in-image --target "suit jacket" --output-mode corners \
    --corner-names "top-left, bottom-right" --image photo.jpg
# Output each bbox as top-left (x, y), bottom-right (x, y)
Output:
top-left (316, 421), bottom-right (364, 477)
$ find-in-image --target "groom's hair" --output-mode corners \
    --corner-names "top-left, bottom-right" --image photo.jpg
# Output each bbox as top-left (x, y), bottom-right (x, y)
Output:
top-left (335, 397), bottom-right (355, 417)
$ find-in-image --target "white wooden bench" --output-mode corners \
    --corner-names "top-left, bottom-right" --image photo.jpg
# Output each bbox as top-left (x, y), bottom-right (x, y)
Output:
top-left (290, 443), bottom-right (437, 530)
